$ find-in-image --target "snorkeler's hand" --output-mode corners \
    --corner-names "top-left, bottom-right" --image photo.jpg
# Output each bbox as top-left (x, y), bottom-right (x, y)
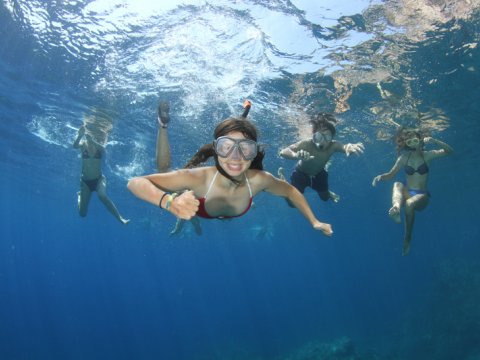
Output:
top-left (344, 142), bottom-right (365, 156)
top-left (423, 137), bottom-right (433, 144)
top-left (295, 150), bottom-right (314, 160)
top-left (168, 190), bottom-right (199, 220)
top-left (313, 221), bottom-right (333, 236)
top-left (372, 175), bottom-right (383, 187)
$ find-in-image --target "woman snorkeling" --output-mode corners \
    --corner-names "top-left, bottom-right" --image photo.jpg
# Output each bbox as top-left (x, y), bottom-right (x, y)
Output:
top-left (73, 114), bottom-right (129, 225)
top-left (372, 128), bottom-right (453, 255)
top-left (127, 101), bottom-right (333, 236)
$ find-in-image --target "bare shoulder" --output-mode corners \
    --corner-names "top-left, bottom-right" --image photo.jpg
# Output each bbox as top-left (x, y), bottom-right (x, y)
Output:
top-left (248, 169), bottom-right (272, 180)
top-left (247, 169), bottom-right (276, 187)
top-left (144, 166), bottom-right (214, 193)
top-left (176, 166), bottom-right (212, 181)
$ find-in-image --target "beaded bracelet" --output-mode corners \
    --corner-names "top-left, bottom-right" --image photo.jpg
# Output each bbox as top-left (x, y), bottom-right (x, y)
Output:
top-left (165, 193), bottom-right (178, 211)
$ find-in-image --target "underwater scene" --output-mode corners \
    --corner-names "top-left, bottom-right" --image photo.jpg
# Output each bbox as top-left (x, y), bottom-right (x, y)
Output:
top-left (1, 0), bottom-right (480, 359)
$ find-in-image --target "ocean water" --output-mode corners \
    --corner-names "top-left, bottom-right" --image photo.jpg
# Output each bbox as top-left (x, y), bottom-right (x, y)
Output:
top-left (1, 1), bottom-right (480, 359)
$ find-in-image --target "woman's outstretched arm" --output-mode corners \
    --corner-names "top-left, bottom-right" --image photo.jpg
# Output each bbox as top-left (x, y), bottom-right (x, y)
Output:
top-left (372, 155), bottom-right (404, 186)
top-left (259, 171), bottom-right (333, 236)
top-left (127, 169), bottom-right (202, 220)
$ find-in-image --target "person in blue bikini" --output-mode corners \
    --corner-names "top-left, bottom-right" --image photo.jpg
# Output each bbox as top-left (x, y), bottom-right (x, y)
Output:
top-left (127, 101), bottom-right (333, 236)
top-left (73, 116), bottom-right (129, 225)
top-left (372, 128), bottom-right (453, 255)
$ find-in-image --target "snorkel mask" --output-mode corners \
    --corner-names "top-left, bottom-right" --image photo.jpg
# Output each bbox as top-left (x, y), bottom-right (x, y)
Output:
top-left (313, 131), bottom-right (333, 148)
top-left (214, 136), bottom-right (258, 161)
top-left (405, 137), bottom-right (420, 148)
top-left (404, 132), bottom-right (423, 150)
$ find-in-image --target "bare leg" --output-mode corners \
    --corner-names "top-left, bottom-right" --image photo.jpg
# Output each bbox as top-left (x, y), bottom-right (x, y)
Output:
top-left (78, 180), bottom-right (93, 217)
top-left (97, 176), bottom-right (130, 224)
top-left (156, 101), bottom-right (171, 173)
top-left (157, 101), bottom-right (202, 236)
top-left (389, 182), bottom-right (404, 224)
top-left (403, 194), bottom-right (429, 256)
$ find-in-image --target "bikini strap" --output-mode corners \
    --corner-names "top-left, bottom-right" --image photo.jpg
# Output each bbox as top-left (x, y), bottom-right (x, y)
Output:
top-left (244, 173), bottom-right (253, 197)
top-left (205, 171), bottom-right (252, 199)
top-left (204, 171), bottom-right (219, 200)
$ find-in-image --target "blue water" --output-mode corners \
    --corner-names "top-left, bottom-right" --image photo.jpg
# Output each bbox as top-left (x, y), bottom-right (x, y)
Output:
top-left (1, 1), bottom-right (480, 359)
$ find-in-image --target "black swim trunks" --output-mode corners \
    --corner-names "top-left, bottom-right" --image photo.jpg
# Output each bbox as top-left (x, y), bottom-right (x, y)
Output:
top-left (290, 167), bottom-right (329, 194)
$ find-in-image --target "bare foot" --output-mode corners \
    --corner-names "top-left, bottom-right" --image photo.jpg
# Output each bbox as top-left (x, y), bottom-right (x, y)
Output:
top-left (402, 241), bottom-right (411, 256)
top-left (158, 101), bottom-right (170, 128)
top-left (329, 190), bottom-right (340, 203)
top-left (120, 218), bottom-right (130, 225)
top-left (388, 205), bottom-right (401, 223)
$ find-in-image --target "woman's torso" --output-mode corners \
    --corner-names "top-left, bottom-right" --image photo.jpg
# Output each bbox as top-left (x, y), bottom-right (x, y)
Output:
top-left (80, 141), bottom-right (103, 180)
top-left (191, 167), bottom-right (261, 218)
top-left (403, 151), bottom-right (430, 190)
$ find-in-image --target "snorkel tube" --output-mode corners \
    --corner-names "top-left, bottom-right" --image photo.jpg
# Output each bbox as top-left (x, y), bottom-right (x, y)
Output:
top-left (241, 99), bottom-right (252, 118)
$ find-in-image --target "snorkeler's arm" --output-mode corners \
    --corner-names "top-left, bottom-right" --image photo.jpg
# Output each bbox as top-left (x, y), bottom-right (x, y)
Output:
top-left (424, 137), bottom-right (453, 160)
top-left (372, 155), bottom-right (404, 186)
top-left (127, 169), bottom-right (202, 219)
top-left (73, 125), bottom-right (86, 148)
top-left (279, 140), bottom-right (310, 160)
top-left (330, 141), bottom-right (365, 156)
top-left (259, 172), bottom-right (333, 236)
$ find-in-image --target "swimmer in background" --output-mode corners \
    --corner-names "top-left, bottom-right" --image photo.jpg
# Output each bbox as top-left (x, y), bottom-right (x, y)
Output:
top-left (372, 128), bottom-right (453, 255)
top-left (278, 113), bottom-right (364, 205)
top-left (73, 115), bottom-right (129, 225)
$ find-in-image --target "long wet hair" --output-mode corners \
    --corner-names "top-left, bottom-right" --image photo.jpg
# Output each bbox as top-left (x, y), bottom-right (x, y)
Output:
top-left (310, 113), bottom-right (337, 136)
top-left (184, 117), bottom-right (265, 185)
top-left (83, 109), bottom-right (114, 146)
top-left (394, 127), bottom-right (428, 153)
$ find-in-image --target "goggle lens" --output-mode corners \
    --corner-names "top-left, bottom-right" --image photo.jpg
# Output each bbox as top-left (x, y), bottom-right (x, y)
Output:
top-left (214, 137), bottom-right (258, 161)
top-left (406, 137), bottom-right (420, 147)
top-left (313, 131), bottom-right (332, 144)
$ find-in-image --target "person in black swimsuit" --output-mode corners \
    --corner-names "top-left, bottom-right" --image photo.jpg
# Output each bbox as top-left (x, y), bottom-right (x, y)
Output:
top-left (73, 122), bottom-right (129, 225)
top-left (372, 128), bottom-right (453, 255)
